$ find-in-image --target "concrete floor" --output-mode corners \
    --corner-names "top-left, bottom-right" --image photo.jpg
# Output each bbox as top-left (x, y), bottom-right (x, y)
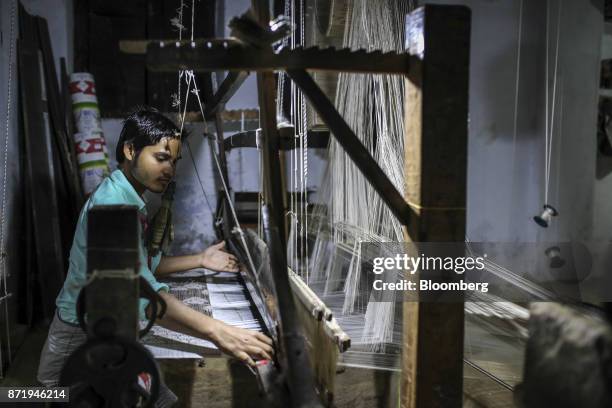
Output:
top-left (0, 326), bottom-right (518, 408)
top-left (0, 326), bottom-right (48, 387)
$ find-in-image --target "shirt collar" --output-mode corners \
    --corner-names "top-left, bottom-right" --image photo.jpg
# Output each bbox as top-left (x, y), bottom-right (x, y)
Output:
top-left (109, 169), bottom-right (147, 211)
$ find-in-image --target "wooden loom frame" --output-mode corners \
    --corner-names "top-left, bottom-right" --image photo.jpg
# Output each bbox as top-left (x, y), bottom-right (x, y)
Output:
top-left (145, 3), bottom-right (471, 407)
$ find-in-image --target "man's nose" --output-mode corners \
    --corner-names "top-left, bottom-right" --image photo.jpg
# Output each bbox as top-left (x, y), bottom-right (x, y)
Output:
top-left (162, 164), bottom-right (175, 178)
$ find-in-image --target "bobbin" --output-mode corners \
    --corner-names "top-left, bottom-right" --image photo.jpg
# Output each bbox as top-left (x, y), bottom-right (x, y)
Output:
top-left (544, 246), bottom-right (565, 268)
top-left (533, 204), bottom-right (558, 228)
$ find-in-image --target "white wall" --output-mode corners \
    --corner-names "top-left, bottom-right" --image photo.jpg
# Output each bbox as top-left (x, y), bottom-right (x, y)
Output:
top-left (424, 0), bottom-right (602, 243)
top-left (21, 0), bottom-right (74, 78)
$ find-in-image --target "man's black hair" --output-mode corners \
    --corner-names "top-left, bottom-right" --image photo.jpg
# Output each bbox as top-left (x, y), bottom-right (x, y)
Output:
top-left (116, 107), bottom-right (181, 164)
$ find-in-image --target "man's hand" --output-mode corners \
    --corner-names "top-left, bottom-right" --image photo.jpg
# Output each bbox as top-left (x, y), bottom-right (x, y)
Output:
top-left (199, 241), bottom-right (240, 272)
top-left (209, 321), bottom-right (274, 367)
top-left (153, 291), bottom-right (274, 368)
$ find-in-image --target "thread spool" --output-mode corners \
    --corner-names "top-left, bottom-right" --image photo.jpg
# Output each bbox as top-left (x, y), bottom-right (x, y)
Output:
top-left (544, 246), bottom-right (565, 268)
top-left (533, 204), bottom-right (558, 228)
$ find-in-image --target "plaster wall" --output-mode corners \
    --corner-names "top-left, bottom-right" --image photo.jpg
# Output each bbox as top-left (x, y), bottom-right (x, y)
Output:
top-left (425, 0), bottom-right (602, 243)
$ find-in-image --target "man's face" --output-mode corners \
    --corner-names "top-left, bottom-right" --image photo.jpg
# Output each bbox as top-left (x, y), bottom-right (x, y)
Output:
top-left (128, 137), bottom-right (181, 193)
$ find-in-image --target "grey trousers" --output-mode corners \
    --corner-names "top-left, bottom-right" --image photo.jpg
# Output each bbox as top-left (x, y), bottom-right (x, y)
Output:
top-left (37, 311), bottom-right (177, 407)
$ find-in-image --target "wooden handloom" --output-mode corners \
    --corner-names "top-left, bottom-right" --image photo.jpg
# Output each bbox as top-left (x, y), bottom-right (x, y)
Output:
top-left (141, 2), bottom-right (480, 407)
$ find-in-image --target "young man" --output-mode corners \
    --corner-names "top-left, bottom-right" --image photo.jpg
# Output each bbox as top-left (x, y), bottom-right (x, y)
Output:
top-left (37, 109), bottom-right (273, 405)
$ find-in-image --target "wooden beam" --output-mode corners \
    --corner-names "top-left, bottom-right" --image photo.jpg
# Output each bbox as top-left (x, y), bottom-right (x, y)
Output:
top-left (18, 39), bottom-right (66, 320)
top-left (204, 72), bottom-right (250, 119)
top-left (145, 40), bottom-right (413, 75)
top-left (37, 17), bottom-right (83, 214)
top-left (249, 1), bottom-right (321, 406)
top-left (401, 6), bottom-right (471, 408)
top-left (86, 206), bottom-right (140, 339)
top-left (288, 69), bottom-right (416, 226)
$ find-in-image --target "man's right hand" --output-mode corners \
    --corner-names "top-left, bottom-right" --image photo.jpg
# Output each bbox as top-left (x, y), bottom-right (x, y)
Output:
top-left (153, 291), bottom-right (275, 368)
top-left (209, 321), bottom-right (274, 367)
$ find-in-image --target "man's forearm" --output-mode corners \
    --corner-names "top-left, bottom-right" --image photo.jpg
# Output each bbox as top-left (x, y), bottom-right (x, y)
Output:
top-left (155, 254), bottom-right (202, 277)
top-left (150, 291), bottom-right (219, 341)
top-left (148, 291), bottom-right (275, 365)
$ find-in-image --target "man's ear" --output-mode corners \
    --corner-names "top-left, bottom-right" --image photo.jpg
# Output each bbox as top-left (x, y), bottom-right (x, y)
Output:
top-left (123, 143), bottom-right (135, 161)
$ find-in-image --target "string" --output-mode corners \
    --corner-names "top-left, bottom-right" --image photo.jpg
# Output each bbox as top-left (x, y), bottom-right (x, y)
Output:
top-left (544, 0), bottom-right (549, 204)
top-left (185, 72), bottom-right (260, 277)
top-left (179, 71), bottom-right (194, 135)
top-left (305, 0), bottom-right (410, 351)
top-left (184, 140), bottom-right (214, 216)
top-left (545, 0), bottom-right (563, 204)
top-left (0, 0), bottom-right (17, 372)
top-left (283, 0), bottom-right (311, 281)
top-left (191, 0), bottom-right (195, 42)
top-left (174, 1), bottom-right (185, 114)
top-left (554, 80), bottom-right (564, 207)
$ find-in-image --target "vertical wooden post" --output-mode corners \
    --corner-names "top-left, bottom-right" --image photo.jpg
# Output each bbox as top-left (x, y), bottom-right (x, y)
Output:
top-left (87, 206), bottom-right (140, 339)
top-left (251, 1), bottom-right (320, 406)
top-left (402, 6), bottom-right (471, 408)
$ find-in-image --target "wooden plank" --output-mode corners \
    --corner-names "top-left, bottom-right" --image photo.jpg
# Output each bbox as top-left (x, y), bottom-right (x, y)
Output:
top-left (17, 39), bottom-right (66, 320)
top-left (401, 6), bottom-right (471, 408)
top-left (249, 1), bottom-right (321, 405)
top-left (145, 41), bottom-right (413, 75)
top-left (86, 206), bottom-right (140, 339)
top-left (19, 165), bottom-right (35, 327)
top-left (60, 57), bottom-right (80, 189)
top-left (37, 17), bottom-right (83, 216)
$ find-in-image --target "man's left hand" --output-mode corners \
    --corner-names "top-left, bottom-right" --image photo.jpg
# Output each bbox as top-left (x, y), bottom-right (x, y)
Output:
top-left (200, 241), bottom-right (240, 272)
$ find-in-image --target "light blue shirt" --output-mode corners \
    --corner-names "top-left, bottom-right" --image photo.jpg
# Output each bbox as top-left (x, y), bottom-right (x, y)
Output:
top-left (56, 169), bottom-right (169, 324)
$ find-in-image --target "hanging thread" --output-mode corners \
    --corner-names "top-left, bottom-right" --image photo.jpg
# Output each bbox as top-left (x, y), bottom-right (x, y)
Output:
top-left (0, 0), bottom-right (18, 373)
